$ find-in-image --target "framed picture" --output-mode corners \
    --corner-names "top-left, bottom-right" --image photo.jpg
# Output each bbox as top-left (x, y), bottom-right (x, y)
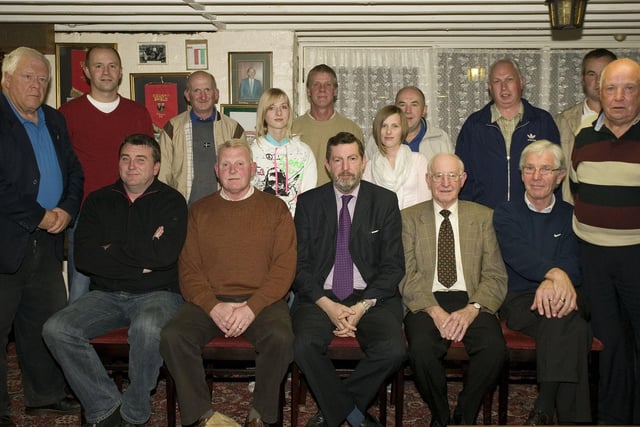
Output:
top-left (55, 42), bottom-right (117, 106)
top-left (130, 72), bottom-right (190, 134)
top-left (138, 42), bottom-right (167, 64)
top-left (185, 39), bottom-right (208, 70)
top-left (221, 104), bottom-right (258, 136)
top-left (228, 52), bottom-right (272, 104)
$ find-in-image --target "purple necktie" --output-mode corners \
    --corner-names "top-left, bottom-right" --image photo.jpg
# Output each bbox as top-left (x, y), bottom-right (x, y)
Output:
top-left (332, 195), bottom-right (354, 300)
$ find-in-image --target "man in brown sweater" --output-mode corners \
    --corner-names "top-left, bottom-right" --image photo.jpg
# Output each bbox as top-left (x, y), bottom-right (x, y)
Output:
top-left (160, 138), bottom-right (297, 427)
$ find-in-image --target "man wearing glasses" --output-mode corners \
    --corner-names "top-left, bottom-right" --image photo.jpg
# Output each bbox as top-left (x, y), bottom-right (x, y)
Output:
top-left (399, 152), bottom-right (507, 427)
top-left (493, 140), bottom-right (590, 425)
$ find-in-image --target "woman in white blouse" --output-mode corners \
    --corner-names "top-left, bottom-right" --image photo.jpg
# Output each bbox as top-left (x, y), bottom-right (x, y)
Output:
top-left (363, 105), bottom-right (430, 209)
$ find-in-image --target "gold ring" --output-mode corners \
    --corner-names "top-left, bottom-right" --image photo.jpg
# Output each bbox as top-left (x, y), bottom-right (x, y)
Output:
top-left (561, 298), bottom-right (566, 302)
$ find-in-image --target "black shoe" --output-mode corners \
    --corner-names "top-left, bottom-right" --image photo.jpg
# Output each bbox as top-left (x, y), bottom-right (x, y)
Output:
top-left (0, 415), bottom-right (16, 427)
top-left (25, 397), bottom-right (81, 415)
top-left (305, 411), bottom-right (328, 427)
top-left (82, 408), bottom-right (122, 427)
top-left (527, 409), bottom-right (553, 425)
top-left (360, 413), bottom-right (383, 427)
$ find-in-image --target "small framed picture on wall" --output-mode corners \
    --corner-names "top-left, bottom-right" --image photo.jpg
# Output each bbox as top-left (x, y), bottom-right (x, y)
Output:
top-left (185, 40), bottom-right (208, 70)
top-left (229, 52), bottom-right (272, 105)
top-left (138, 43), bottom-right (167, 65)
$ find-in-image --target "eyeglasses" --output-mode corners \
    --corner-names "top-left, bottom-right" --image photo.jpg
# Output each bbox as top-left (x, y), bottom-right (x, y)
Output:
top-left (430, 172), bottom-right (462, 182)
top-left (521, 166), bottom-right (560, 176)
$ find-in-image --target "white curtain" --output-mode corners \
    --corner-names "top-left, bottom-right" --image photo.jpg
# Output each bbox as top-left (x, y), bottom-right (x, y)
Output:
top-left (301, 47), bottom-right (433, 142)
top-left (301, 46), bottom-right (640, 144)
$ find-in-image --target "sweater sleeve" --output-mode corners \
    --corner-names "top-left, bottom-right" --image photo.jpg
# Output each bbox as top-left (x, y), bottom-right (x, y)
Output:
top-left (246, 201), bottom-right (297, 316)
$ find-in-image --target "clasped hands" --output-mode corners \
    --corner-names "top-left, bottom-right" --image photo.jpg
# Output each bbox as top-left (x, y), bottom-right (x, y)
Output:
top-left (210, 302), bottom-right (256, 338)
top-left (428, 304), bottom-right (479, 342)
top-left (317, 297), bottom-right (366, 338)
top-left (531, 268), bottom-right (578, 319)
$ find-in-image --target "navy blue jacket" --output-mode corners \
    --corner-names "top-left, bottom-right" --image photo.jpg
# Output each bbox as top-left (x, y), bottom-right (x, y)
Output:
top-left (455, 99), bottom-right (560, 209)
top-left (0, 94), bottom-right (83, 273)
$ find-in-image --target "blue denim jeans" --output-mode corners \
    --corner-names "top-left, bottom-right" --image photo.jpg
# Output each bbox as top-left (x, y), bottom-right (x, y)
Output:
top-left (43, 289), bottom-right (183, 424)
top-left (66, 220), bottom-right (91, 303)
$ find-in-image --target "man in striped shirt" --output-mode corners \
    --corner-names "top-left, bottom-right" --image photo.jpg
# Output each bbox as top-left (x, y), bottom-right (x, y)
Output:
top-left (571, 58), bottom-right (640, 425)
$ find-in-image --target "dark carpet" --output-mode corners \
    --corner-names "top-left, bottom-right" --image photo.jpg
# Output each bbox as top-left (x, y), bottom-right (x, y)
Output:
top-left (6, 343), bottom-right (540, 426)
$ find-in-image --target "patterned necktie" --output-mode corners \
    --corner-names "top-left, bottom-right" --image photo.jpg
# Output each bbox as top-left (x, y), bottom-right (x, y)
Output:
top-left (332, 195), bottom-right (354, 300)
top-left (437, 209), bottom-right (457, 288)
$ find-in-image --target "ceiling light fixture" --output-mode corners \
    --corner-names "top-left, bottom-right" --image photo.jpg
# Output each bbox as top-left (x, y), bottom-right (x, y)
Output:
top-left (545, 0), bottom-right (587, 30)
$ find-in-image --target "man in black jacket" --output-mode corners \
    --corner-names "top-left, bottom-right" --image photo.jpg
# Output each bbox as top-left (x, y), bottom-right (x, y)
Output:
top-left (43, 134), bottom-right (187, 427)
top-left (0, 46), bottom-right (83, 427)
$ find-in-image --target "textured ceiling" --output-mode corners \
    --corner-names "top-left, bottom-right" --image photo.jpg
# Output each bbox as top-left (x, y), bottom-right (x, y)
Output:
top-left (1, 0), bottom-right (639, 43)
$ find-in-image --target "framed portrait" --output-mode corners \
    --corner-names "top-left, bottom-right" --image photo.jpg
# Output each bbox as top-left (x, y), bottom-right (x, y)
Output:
top-left (130, 72), bottom-right (190, 134)
top-left (221, 104), bottom-right (258, 137)
top-left (138, 42), bottom-right (167, 65)
top-left (228, 52), bottom-right (272, 105)
top-left (185, 39), bottom-right (208, 70)
top-left (55, 42), bottom-right (117, 107)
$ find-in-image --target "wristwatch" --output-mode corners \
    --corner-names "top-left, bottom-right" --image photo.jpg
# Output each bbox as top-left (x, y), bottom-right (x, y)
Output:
top-left (470, 302), bottom-right (482, 310)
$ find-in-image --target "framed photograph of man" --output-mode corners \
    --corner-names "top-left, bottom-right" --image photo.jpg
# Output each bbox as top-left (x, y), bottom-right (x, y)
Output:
top-left (55, 43), bottom-right (117, 107)
top-left (229, 52), bottom-right (272, 104)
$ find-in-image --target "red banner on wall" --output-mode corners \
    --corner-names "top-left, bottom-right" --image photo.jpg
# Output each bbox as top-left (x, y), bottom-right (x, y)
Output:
top-left (144, 83), bottom-right (178, 129)
top-left (70, 49), bottom-right (90, 97)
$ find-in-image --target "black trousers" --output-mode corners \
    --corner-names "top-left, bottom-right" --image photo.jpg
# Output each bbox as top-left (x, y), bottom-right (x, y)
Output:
top-left (404, 291), bottom-right (506, 426)
top-left (580, 241), bottom-right (640, 424)
top-left (291, 292), bottom-right (407, 427)
top-left (501, 290), bottom-right (591, 423)
top-left (0, 231), bottom-right (68, 414)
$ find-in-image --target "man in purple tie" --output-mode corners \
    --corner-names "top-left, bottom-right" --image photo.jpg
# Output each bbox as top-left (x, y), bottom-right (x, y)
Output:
top-left (292, 132), bottom-right (407, 427)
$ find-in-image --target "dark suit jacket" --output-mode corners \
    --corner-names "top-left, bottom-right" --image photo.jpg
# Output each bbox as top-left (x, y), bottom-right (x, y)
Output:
top-left (400, 200), bottom-right (507, 314)
top-left (0, 94), bottom-right (84, 273)
top-left (293, 180), bottom-right (405, 304)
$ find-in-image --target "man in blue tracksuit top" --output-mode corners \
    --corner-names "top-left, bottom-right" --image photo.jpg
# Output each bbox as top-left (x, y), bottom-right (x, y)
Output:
top-left (455, 58), bottom-right (560, 209)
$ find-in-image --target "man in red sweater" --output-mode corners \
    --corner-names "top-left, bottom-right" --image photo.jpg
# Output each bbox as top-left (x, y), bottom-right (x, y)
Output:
top-left (160, 138), bottom-right (296, 427)
top-left (60, 45), bottom-right (153, 302)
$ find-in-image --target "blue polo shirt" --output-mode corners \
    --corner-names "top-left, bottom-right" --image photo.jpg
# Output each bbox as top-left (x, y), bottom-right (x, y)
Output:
top-left (6, 95), bottom-right (63, 209)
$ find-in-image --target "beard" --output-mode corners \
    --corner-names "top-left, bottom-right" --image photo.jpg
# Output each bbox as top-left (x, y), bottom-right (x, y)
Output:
top-left (333, 171), bottom-right (360, 194)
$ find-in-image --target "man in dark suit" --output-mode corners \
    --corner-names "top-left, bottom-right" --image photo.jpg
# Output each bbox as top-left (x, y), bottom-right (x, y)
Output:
top-left (400, 152), bottom-right (507, 427)
top-left (292, 132), bottom-right (406, 427)
top-left (0, 46), bottom-right (83, 426)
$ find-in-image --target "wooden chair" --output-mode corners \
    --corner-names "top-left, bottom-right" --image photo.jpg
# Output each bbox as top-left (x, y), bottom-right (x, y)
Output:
top-left (92, 329), bottom-right (285, 427)
top-left (164, 334), bottom-right (286, 427)
top-left (290, 335), bottom-right (404, 426)
top-left (90, 327), bottom-right (175, 423)
top-left (497, 322), bottom-right (605, 424)
top-left (391, 340), bottom-right (497, 426)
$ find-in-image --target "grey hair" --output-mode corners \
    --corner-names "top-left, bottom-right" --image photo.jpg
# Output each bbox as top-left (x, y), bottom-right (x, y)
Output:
top-left (519, 140), bottom-right (565, 170)
top-left (1, 47), bottom-right (50, 86)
